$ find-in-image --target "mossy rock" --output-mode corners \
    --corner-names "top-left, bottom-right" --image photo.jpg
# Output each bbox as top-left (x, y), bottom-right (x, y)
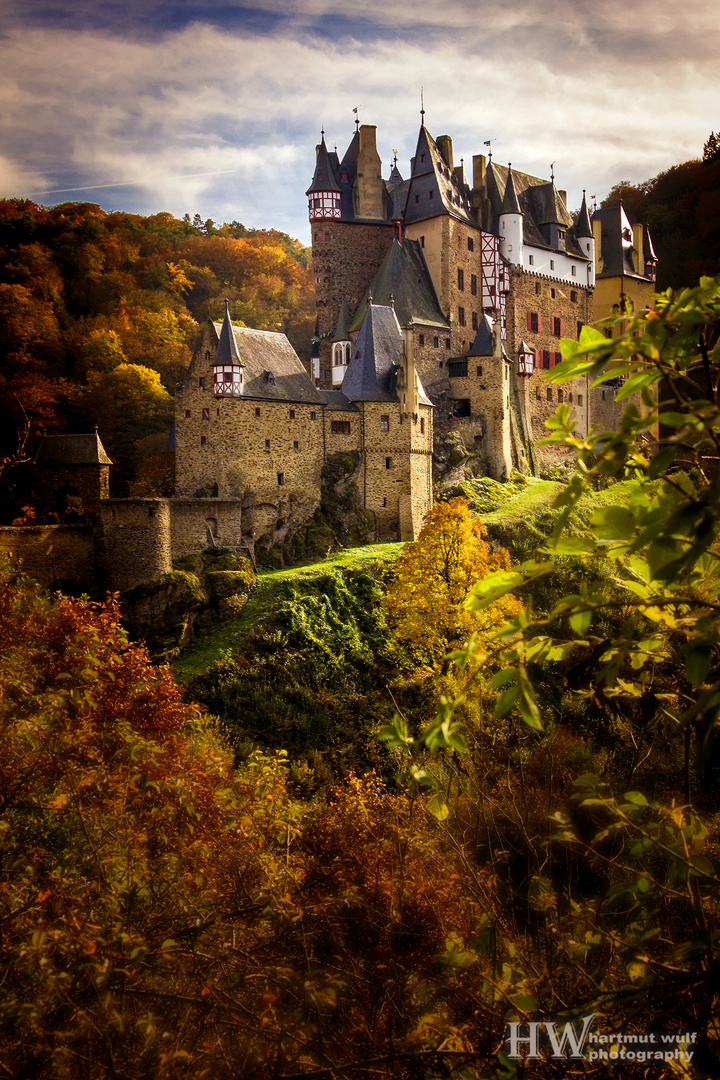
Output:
top-left (124, 569), bottom-right (206, 606)
top-left (205, 569), bottom-right (255, 601)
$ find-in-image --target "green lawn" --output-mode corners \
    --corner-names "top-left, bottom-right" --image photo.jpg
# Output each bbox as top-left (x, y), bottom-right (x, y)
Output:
top-left (173, 542), bottom-right (404, 682)
top-left (479, 478), bottom-right (564, 524)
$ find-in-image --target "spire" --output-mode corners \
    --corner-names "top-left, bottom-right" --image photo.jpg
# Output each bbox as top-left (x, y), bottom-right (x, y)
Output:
top-left (501, 165), bottom-right (521, 215)
top-left (213, 300), bottom-right (242, 367)
top-left (576, 189), bottom-right (592, 238)
top-left (305, 132), bottom-right (341, 195)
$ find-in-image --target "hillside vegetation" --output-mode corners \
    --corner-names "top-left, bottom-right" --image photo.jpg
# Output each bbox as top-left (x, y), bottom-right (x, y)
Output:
top-left (0, 200), bottom-right (314, 505)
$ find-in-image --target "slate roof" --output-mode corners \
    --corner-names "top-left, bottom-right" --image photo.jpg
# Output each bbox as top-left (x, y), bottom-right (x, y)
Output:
top-left (211, 323), bottom-right (325, 404)
top-left (342, 304), bottom-right (402, 402)
top-left (348, 238), bottom-right (449, 333)
top-left (213, 300), bottom-right (242, 367)
top-left (35, 432), bottom-right (113, 467)
top-left (486, 162), bottom-right (589, 259)
top-left (468, 315), bottom-right (495, 357)
top-left (316, 389), bottom-right (359, 412)
top-left (306, 135), bottom-right (342, 195)
top-left (500, 167), bottom-right (521, 215)
top-left (592, 205), bottom-right (654, 281)
top-left (342, 303), bottom-right (432, 407)
top-left (576, 191), bottom-right (593, 238)
top-left (333, 298), bottom-right (350, 342)
top-left (402, 126), bottom-right (475, 227)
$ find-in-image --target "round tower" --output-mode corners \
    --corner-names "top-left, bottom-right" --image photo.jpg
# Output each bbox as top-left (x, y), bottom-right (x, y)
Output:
top-left (499, 165), bottom-right (523, 266)
top-left (576, 190), bottom-right (595, 286)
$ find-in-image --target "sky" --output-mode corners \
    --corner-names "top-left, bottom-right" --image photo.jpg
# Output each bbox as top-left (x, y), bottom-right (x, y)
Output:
top-left (1, 0), bottom-right (718, 245)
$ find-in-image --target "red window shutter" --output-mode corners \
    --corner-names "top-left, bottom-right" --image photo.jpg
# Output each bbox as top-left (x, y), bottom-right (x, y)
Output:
top-left (560, 319), bottom-right (564, 336)
top-left (527, 312), bottom-right (532, 331)
top-left (537, 314), bottom-right (542, 332)
top-left (535, 349), bottom-right (541, 369)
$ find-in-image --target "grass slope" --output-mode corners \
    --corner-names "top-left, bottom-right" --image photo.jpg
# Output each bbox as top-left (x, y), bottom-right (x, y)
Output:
top-left (174, 542), bottom-right (403, 681)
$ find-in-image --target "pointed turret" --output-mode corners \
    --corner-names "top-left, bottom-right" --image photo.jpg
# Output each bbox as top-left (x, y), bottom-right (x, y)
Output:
top-left (576, 190), bottom-right (592, 238)
top-left (500, 166), bottom-right (521, 215)
top-left (499, 164), bottom-right (524, 266)
top-left (468, 314), bottom-right (495, 357)
top-left (306, 133), bottom-right (342, 221)
top-left (212, 300), bottom-right (243, 397)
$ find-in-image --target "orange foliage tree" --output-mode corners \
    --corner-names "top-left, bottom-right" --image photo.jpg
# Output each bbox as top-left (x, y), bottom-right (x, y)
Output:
top-left (383, 498), bottom-right (522, 665)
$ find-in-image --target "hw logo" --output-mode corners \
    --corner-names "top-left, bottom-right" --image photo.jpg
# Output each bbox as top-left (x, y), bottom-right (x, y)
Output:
top-left (507, 1015), bottom-right (595, 1060)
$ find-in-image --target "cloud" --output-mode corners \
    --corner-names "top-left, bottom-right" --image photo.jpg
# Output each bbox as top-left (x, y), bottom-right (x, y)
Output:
top-left (1, 0), bottom-right (719, 239)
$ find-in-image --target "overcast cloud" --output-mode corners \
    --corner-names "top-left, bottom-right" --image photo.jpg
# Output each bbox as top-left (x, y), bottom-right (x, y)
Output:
top-left (1, 0), bottom-right (717, 243)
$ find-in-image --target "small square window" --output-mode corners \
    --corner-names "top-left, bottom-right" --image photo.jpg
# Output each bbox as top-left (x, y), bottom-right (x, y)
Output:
top-left (255, 407), bottom-right (261, 417)
top-left (553, 317), bottom-right (562, 337)
top-left (535, 282), bottom-right (541, 294)
top-left (385, 457), bottom-right (391, 470)
top-left (277, 472), bottom-right (285, 485)
top-left (380, 415), bottom-right (389, 432)
top-left (324, 232), bottom-right (330, 241)
top-left (529, 254), bottom-right (534, 265)
top-left (310, 410), bottom-right (316, 420)
top-left (571, 290), bottom-right (578, 303)
top-left (571, 265), bottom-right (576, 276)
top-left (198, 377), bottom-right (205, 388)
top-left (200, 435), bottom-right (207, 446)
top-left (289, 409), bottom-right (295, 419)
top-left (476, 365), bottom-right (483, 376)
top-left (467, 237), bottom-right (474, 251)
top-left (472, 311), bottom-right (478, 330)
top-left (457, 269), bottom-right (464, 290)
top-left (558, 389), bottom-right (564, 403)
top-left (470, 274), bottom-right (477, 296)
top-left (458, 306), bottom-right (465, 326)
top-left (550, 259), bottom-right (555, 270)
top-left (293, 440), bottom-right (299, 450)
top-left (420, 418), bottom-right (425, 433)
top-left (324, 369), bottom-right (330, 379)
top-left (578, 394), bottom-right (584, 406)
top-left (433, 336), bottom-right (439, 348)
top-left (439, 361), bottom-right (443, 368)
top-left (418, 334), bottom-right (424, 346)
top-left (547, 388), bottom-right (553, 401)
top-left (184, 409), bottom-right (191, 418)
top-left (568, 392), bottom-right (573, 403)
top-left (382, 497), bottom-right (387, 507)
top-left (265, 439), bottom-right (270, 448)
top-left (420, 235), bottom-right (425, 247)
top-left (445, 339), bottom-right (451, 349)
top-left (202, 408), bottom-right (209, 420)
top-left (216, 408), bottom-right (220, 416)
top-left (551, 288), bottom-right (556, 298)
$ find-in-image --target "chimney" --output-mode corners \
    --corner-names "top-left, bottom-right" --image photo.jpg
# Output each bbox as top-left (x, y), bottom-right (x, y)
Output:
top-left (436, 135), bottom-right (454, 170)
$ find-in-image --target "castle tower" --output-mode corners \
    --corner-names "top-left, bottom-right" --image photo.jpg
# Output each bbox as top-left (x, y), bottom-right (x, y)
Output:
top-left (212, 300), bottom-right (244, 397)
top-left (575, 191), bottom-right (595, 286)
top-left (307, 125), bottom-right (394, 389)
top-left (468, 315), bottom-right (513, 478)
top-left (34, 431), bottom-right (112, 525)
top-left (498, 165), bottom-right (523, 266)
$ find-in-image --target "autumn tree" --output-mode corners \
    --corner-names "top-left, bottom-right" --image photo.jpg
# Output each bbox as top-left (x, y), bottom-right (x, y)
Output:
top-left (383, 497), bottom-right (521, 665)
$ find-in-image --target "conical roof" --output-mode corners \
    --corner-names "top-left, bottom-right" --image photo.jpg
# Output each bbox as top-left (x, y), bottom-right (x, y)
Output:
top-left (305, 135), bottom-right (341, 195)
top-left (468, 314), bottom-right (495, 357)
top-left (213, 300), bottom-right (242, 367)
top-left (348, 237), bottom-right (448, 333)
top-left (332, 299), bottom-right (350, 342)
top-left (500, 166), bottom-right (521, 215)
top-left (341, 303), bottom-right (401, 402)
top-left (535, 181), bottom-right (567, 226)
top-left (402, 124), bottom-right (475, 227)
top-left (576, 190), bottom-right (592, 238)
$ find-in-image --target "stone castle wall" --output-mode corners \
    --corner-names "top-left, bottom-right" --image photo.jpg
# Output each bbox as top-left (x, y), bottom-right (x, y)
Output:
top-left (0, 525), bottom-right (95, 590)
top-left (98, 500), bottom-right (172, 592)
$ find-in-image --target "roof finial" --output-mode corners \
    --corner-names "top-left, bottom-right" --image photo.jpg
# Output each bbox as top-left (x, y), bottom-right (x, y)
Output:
top-left (368, 290), bottom-right (373, 306)
top-left (353, 106), bottom-right (359, 131)
top-left (321, 127), bottom-right (325, 141)
top-left (393, 149), bottom-right (398, 168)
top-left (550, 161), bottom-right (555, 182)
top-left (420, 87), bottom-right (425, 123)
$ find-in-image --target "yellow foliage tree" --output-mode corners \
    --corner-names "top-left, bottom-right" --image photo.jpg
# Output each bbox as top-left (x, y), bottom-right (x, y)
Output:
top-left (383, 498), bottom-right (521, 664)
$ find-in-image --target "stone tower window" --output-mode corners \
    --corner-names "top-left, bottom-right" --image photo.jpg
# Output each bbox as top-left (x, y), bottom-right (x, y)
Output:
top-left (185, 409), bottom-right (191, 418)
top-left (277, 473), bottom-right (285, 485)
top-left (198, 377), bottom-right (205, 388)
top-left (420, 418), bottom-right (425, 433)
top-left (200, 435), bottom-right (207, 446)
top-left (470, 274), bottom-right (477, 296)
top-left (385, 457), bottom-right (391, 470)
top-left (418, 334), bottom-right (424, 346)
top-left (294, 441), bottom-right (299, 450)
top-left (255, 407), bottom-right (261, 416)
top-left (457, 269), bottom-right (464, 290)
top-left (202, 408), bottom-right (210, 420)
top-left (289, 409), bottom-right (295, 419)
top-left (310, 411), bottom-right (316, 420)
top-left (547, 389), bottom-right (553, 401)
top-left (476, 365), bottom-right (483, 376)
top-left (265, 439), bottom-right (270, 448)
top-left (433, 336), bottom-right (439, 348)
top-left (467, 237), bottom-right (474, 251)
top-left (380, 415), bottom-right (389, 432)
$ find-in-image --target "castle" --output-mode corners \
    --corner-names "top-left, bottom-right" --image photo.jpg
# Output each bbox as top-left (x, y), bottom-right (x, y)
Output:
top-left (3, 113), bottom-right (659, 594)
top-left (306, 117), bottom-right (658, 475)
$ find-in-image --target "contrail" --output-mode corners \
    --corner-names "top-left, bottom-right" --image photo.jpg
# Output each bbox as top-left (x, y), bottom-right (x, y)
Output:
top-left (26, 168), bottom-right (239, 196)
